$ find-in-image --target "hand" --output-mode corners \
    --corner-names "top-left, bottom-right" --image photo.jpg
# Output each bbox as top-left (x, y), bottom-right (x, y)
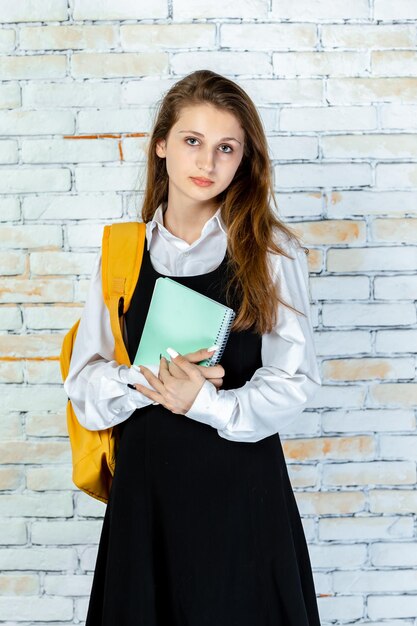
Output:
top-left (163, 347), bottom-right (225, 389)
top-left (134, 348), bottom-right (209, 415)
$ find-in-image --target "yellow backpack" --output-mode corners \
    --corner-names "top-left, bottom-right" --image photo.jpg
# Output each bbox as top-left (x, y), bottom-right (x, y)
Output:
top-left (60, 221), bottom-right (146, 504)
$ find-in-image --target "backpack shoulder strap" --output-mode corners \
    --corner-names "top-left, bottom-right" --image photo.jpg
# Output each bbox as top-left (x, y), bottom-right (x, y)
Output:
top-left (102, 221), bottom-right (146, 366)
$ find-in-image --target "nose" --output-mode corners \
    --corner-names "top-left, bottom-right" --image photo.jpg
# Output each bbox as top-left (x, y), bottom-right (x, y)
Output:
top-left (197, 147), bottom-right (215, 172)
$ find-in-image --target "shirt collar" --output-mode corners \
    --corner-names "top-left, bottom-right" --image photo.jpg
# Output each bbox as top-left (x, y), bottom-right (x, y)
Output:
top-left (146, 204), bottom-right (227, 249)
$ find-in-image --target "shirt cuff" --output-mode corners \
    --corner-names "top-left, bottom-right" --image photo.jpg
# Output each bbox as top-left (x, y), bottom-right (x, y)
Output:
top-left (185, 380), bottom-right (237, 431)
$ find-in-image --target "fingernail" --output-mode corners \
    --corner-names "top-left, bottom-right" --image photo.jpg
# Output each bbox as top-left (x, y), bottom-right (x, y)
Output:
top-left (159, 353), bottom-right (163, 360)
top-left (207, 345), bottom-right (219, 352)
top-left (166, 347), bottom-right (178, 358)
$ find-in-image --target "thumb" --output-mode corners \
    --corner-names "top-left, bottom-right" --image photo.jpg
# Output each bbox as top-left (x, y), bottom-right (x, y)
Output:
top-left (165, 347), bottom-right (203, 379)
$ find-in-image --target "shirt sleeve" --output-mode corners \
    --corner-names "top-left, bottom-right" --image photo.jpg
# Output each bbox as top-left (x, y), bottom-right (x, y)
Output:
top-left (184, 240), bottom-right (322, 442)
top-left (63, 249), bottom-right (158, 432)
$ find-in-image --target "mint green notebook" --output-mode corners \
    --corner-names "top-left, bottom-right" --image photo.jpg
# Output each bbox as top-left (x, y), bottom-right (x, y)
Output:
top-left (133, 277), bottom-right (236, 367)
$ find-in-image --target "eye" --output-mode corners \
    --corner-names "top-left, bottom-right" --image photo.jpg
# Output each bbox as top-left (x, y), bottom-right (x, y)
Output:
top-left (219, 144), bottom-right (233, 153)
top-left (185, 137), bottom-right (199, 146)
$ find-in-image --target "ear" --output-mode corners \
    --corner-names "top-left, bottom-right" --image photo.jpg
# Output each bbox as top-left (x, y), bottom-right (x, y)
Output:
top-left (155, 139), bottom-right (167, 159)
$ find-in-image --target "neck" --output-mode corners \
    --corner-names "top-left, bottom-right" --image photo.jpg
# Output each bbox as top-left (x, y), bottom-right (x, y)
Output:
top-left (162, 203), bottom-right (219, 245)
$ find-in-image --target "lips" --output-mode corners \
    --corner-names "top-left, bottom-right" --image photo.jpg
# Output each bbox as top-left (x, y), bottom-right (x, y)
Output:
top-left (191, 177), bottom-right (214, 183)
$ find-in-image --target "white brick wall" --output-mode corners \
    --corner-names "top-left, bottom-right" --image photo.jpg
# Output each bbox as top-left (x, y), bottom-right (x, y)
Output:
top-left (1, 1), bottom-right (417, 624)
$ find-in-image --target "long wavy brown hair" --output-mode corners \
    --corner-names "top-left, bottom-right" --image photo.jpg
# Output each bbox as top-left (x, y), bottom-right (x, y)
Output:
top-left (141, 70), bottom-right (307, 335)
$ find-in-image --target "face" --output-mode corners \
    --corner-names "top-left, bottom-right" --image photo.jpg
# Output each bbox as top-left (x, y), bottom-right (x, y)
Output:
top-left (155, 103), bottom-right (245, 211)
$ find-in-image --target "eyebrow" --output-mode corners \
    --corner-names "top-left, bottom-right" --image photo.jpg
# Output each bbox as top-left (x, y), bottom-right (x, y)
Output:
top-left (177, 130), bottom-right (242, 145)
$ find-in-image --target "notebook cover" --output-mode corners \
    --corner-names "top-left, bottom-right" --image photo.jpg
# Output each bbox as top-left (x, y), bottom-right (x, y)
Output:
top-left (133, 277), bottom-right (235, 367)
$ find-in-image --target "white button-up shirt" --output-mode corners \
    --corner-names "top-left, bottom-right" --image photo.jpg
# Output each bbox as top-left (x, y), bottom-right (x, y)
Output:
top-left (63, 205), bottom-right (321, 443)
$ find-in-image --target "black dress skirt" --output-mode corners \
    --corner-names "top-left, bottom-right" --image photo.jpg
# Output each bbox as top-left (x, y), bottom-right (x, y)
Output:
top-left (85, 243), bottom-right (321, 626)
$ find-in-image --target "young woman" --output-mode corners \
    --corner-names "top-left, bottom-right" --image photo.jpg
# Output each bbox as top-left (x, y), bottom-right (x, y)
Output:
top-left (64, 69), bottom-right (322, 626)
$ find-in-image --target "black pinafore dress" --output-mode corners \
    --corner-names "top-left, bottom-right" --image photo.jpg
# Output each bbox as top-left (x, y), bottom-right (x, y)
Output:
top-left (85, 242), bottom-right (321, 626)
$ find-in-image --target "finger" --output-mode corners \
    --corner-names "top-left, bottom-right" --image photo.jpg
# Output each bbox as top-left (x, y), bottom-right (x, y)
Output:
top-left (138, 364), bottom-right (165, 393)
top-left (134, 382), bottom-right (165, 405)
top-left (167, 359), bottom-right (188, 379)
top-left (165, 348), bottom-right (204, 381)
top-left (182, 345), bottom-right (220, 364)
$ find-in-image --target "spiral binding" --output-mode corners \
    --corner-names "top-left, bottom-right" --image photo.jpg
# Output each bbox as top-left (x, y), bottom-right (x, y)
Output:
top-left (206, 309), bottom-right (236, 366)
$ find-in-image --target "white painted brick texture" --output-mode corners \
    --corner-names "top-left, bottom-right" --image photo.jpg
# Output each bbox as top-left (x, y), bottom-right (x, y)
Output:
top-left (1, 1), bottom-right (416, 624)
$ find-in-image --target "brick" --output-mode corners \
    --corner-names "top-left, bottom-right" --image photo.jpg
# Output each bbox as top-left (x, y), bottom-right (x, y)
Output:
top-left (319, 515), bottom-right (414, 540)
top-left (327, 246), bottom-right (417, 272)
top-left (0, 0), bottom-right (68, 22)
top-left (270, 0), bottom-right (369, 19)
top-left (287, 464), bottom-right (318, 488)
top-left (315, 330), bottom-right (371, 356)
top-left (121, 23), bottom-right (215, 50)
top-left (32, 521), bottom-right (101, 545)
top-left (75, 492), bottom-right (106, 518)
top-left (317, 596), bottom-right (364, 622)
top-left (0, 225), bottom-right (61, 249)
top-left (0, 441), bottom-right (70, 464)
top-left (77, 108), bottom-right (151, 134)
top-left (372, 217), bottom-right (417, 242)
top-left (26, 360), bottom-right (61, 384)
top-left (0, 494), bottom-right (72, 517)
top-left (0, 110), bottom-right (74, 136)
top-left (373, 51), bottom-right (417, 77)
top-left (323, 357), bottom-right (414, 381)
top-left (24, 305), bottom-right (82, 330)
top-left (370, 541), bottom-right (417, 567)
top-left (23, 81), bottom-right (121, 108)
top-left (71, 52), bottom-right (168, 79)
top-left (0, 362), bottom-right (23, 384)
top-left (26, 466), bottom-right (73, 490)
top-left (0, 55), bottom-right (66, 80)
top-left (370, 490), bottom-right (417, 514)
top-left (280, 105), bottom-right (376, 131)
top-left (67, 224), bottom-right (104, 249)
top-left (311, 276), bottom-right (369, 301)
top-left (380, 435), bottom-right (417, 460)
top-left (240, 78), bottom-right (323, 105)
top-left (0, 29), bottom-right (15, 52)
top-left (73, 0), bottom-right (167, 20)
top-left (22, 138), bottom-right (119, 164)
top-left (309, 383), bottom-right (365, 409)
top-left (0, 198), bottom-right (20, 221)
top-left (24, 193), bottom-right (122, 221)
top-left (323, 133), bottom-right (417, 158)
top-left (122, 78), bottom-right (177, 105)
top-left (321, 24), bottom-right (416, 48)
top-left (376, 329), bottom-right (417, 353)
top-left (283, 436), bottom-right (374, 461)
top-left (80, 545), bottom-right (100, 571)
top-left (294, 219), bottom-right (366, 244)
top-left (30, 251), bottom-right (96, 276)
top-left (327, 78), bottom-right (417, 104)
top-left (370, 382), bottom-right (417, 408)
top-left (1, 333), bottom-right (62, 357)
top-left (172, 51), bottom-right (272, 76)
top-left (327, 190), bottom-right (417, 216)
top-left (0, 467), bottom-right (23, 490)
top-left (0, 596), bottom-right (73, 621)
top-left (174, 0), bottom-right (268, 18)
top-left (0, 279), bottom-right (73, 303)
top-left (380, 103), bottom-right (417, 129)
top-left (75, 165), bottom-right (143, 191)
top-left (20, 25), bottom-right (118, 50)
top-left (0, 521), bottom-right (26, 545)
top-left (0, 84), bottom-right (20, 109)
top-left (1, 385), bottom-right (66, 412)
top-left (309, 543), bottom-right (367, 569)
top-left (376, 163), bottom-right (417, 188)
top-left (266, 136), bottom-right (318, 160)
top-left (0, 140), bottom-right (18, 164)
top-left (322, 409), bottom-right (415, 433)
top-left (44, 574), bottom-right (92, 596)
top-left (322, 303), bottom-right (416, 327)
top-left (295, 491), bottom-right (365, 515)
top-left (322, 461), bottom-right (416, 486)
top-left (220, 23), bottom-right (315, 50)
top-left (0, 574), bottom-right (38, 595)
top-left (375, 275), bottom-right (417, 299)
top-left (274, 51), bottom-right (368, 77)
top-left (368, 595), bottom-right (417, 620)
top-left (334, 569), bottom-right (417, 593)
top-left (374, 0), bottom-right (417, 20)
top-left (121, 137), bottom-right (149, 162)
top-left (25, 412), bottom-right (67, 437)
top-left (0, 251), bottom-right (25, 275)
top-left (0, 168), bottom-right (71, 194)
top-left (274, 163), bottom-right (371, 189)
top-left (0, 306), bottom-right (22, 330)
